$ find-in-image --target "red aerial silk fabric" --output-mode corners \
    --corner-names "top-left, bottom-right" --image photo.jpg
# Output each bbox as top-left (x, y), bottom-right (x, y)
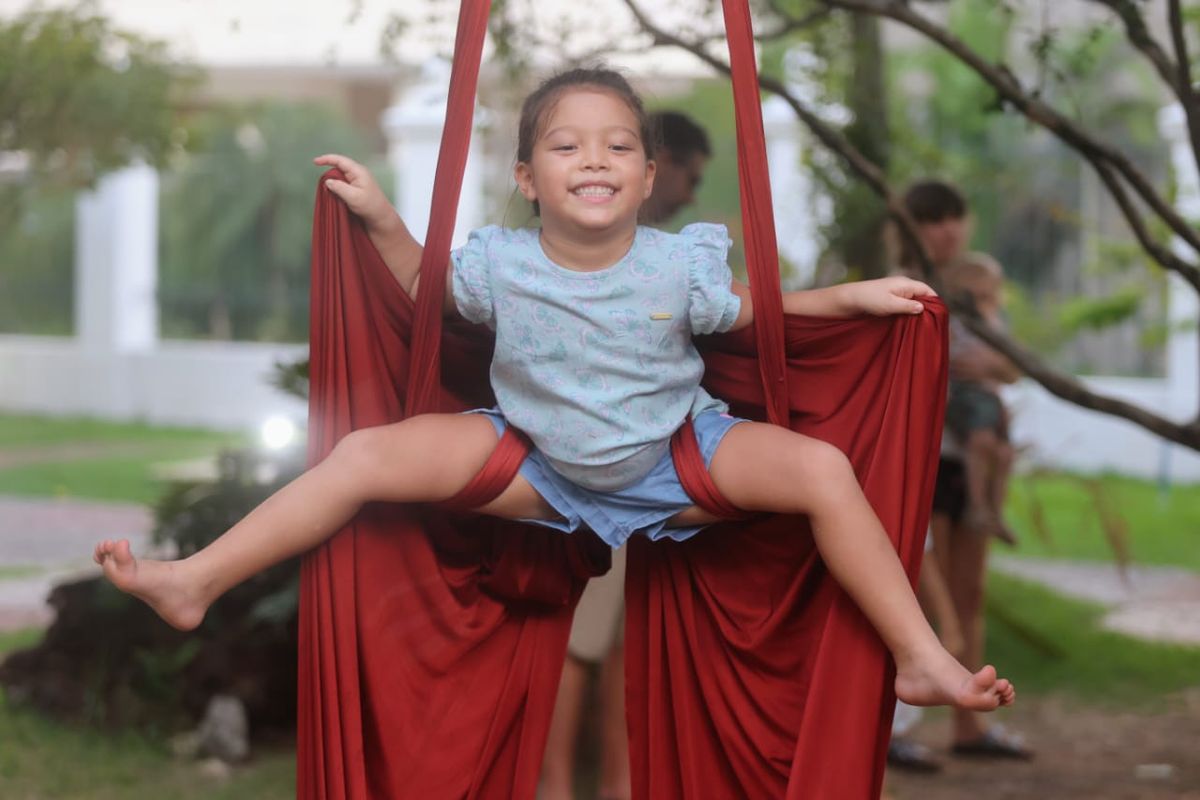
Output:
top-left (623, 2), bottom-right (946, 797)
top-left (296, 0), bottom-right (946, 797)
top-left (299, 183), bottom-right (610, 799)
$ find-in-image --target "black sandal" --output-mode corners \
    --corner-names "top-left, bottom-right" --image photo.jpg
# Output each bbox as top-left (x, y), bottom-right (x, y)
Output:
top-left (952, 726), bottom-right (1033, 760)
top-left (887, 739), bottom-right (943, 773)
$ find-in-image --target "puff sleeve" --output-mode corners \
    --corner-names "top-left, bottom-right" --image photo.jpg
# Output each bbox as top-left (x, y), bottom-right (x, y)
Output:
top-left (681, 223), bottom-right (741, 335)
top-left (450, 226), bottom-right (499, 326)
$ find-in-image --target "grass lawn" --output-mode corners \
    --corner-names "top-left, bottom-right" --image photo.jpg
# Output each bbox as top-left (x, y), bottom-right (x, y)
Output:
top-left (0, 415), bottom-right (239, 448)
top-left (0, 414), bottom-right (247, 505)
top-left (0, 576), bottom-right (1195, 796)
top-left (0, 629), bottom-right (295, 799)
top-left (1006, 471), bottom-right (1200, 572)
top-left (985, 572), bottom-right (1200, 707)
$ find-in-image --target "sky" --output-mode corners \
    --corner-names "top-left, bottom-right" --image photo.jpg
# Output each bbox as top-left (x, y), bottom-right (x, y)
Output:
top-left (0, 0), bottom-right (713, 73)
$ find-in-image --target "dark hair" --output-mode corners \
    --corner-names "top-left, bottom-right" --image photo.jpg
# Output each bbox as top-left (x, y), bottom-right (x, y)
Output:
top-left (650, 110), bottom-right (711, 162)
top-left (517, 67), bottom-right (654, 216)
top-left (517, 67), bottom-right (654, 163)
top-left (902, 180), bottom-right (967, 223)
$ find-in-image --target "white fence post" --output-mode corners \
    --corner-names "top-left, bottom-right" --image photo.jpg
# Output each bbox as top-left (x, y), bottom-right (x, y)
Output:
top-left (380, 61), bottom-right (485, 249)
top-left (762, 95), bottom-right (819, 287)
top-left (74, 162), bottom-right (159, 353)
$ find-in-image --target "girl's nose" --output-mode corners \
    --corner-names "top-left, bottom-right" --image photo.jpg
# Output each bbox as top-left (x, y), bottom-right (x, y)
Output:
top-left (582, 144), bottom-right (609, 170)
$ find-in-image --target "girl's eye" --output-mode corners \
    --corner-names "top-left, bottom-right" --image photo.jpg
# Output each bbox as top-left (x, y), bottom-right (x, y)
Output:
top-left (611, 144), bottom-right (633, 152)
top-left (552, 145), bottom-right (576, 152)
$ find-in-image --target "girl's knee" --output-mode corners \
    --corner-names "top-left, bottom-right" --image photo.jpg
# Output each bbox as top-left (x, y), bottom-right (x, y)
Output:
top-left (778, 436), bottom-right (858, 512)
top-left (329, 426), bottom-right (393, 477)
top-left (798, 437), bottom-right (855, 484)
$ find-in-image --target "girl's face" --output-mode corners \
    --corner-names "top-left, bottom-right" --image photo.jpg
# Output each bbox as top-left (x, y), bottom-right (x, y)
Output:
top-left (515, 89), bottom-right (656, 236)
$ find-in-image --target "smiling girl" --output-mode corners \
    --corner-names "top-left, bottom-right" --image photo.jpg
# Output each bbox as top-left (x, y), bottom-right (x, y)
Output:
top-left (94, 68), bottom-right (1014, 721)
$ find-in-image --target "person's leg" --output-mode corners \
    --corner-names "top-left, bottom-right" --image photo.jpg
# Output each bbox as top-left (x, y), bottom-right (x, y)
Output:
top-left (963, 428), bottom-right (997, 520)
top-left (985, 437), bottom-right (1019, 544)
top-left (942, 517), bottom-right (990, 743)
top-left (597, 638), bottom-right (631, 800)
top-left (917, 555), bottom-right (965, 660)
top-left (989, 440), bottom-right (1013, 513)
top-left (541, 656), bottom-right (588, 800)
top-left (543, 548), bottom-right (627, 800)
top-left (687, 422), bottom-right (1013, 711)
top-left (94, 413), bottom-right (557, 630)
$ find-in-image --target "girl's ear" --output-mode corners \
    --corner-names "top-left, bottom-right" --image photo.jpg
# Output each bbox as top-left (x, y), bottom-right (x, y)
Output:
top-left (514, 162), bottom-right (537, 202)
top-left (643, 159), bottom-right (657, 200)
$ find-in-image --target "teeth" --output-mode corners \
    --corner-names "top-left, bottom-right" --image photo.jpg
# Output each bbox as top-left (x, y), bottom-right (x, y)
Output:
top-left (574, 185), bottom-right (614, 197)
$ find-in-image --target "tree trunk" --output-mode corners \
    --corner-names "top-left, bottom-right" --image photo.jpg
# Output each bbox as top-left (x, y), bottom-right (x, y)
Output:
top-left (840, 14), bottom-right (890, 280)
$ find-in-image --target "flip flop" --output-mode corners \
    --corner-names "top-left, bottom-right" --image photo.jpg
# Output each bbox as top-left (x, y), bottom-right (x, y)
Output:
top-left (952, 726), bottom-right (1034, 760)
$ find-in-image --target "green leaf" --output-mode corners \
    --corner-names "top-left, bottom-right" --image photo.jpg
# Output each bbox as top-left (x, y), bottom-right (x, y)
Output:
top-left (1057, 286), bottom-right (1144, 333)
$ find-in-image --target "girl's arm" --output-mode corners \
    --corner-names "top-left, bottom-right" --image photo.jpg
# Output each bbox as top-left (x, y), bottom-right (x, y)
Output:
top-left (727, 276), bottom-right (935, 331)
top-left (313, 154), bottom-right (457, 315)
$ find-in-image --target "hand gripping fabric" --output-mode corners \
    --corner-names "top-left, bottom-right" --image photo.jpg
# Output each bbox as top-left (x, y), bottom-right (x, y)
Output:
top-left (297, 0), bottom-right (948, 798)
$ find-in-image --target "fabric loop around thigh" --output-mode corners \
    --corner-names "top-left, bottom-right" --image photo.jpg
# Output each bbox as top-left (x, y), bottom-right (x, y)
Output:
top-left (438, 425), bottom-right (533, 512)
top-left (670, 417), bottom-right (749, 521)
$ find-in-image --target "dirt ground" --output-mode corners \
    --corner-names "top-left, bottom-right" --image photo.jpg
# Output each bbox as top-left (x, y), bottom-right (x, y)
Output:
top-left (885, 690), bottom-right (1200, 800)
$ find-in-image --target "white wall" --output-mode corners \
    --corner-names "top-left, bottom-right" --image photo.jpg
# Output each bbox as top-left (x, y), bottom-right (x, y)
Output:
top-left (1007, 378), bottom-right (1200, 483)
top-left (1, 94), bottom-right (1197, 483)
top-left (0, 336), bottom-right (306, 433)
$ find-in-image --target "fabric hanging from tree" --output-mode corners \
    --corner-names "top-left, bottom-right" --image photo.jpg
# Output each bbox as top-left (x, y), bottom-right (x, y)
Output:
top-left (297, 0), bottom-right (947, 797)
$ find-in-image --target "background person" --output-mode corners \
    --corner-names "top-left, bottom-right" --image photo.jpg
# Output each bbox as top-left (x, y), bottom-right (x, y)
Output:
top-left (540, 109), bottom-right (713, 800)
top-left (897, 180), bottom-right (1033, 762)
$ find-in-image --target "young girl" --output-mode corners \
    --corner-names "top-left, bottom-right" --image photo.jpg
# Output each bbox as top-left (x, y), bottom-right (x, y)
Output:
top-left (94, 68), bottom-right (1014, 716)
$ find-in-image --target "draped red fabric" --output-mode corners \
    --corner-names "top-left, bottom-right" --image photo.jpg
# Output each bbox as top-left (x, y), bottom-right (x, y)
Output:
top-left (297, 0), bottom-right (946, 797)
top-left (625, 311), bottom-right (947, 800)
top-left (299, 187), bottom-right (610, 798)
top-left (622, 3), bottom-right (946, 797)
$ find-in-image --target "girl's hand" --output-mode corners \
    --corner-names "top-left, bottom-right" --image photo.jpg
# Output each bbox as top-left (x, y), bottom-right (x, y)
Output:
top-left (313, 153), bottom-right (398, 234)
top-left (845, 276), bottom-right (937, 317)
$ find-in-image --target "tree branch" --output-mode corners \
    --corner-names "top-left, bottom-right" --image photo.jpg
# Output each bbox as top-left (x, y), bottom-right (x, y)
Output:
top-left (760, 2), bottom-right (833, 40)
top-left (620, 0), bottom-right (1200, 451)
top-left (1086, 0), bottom-right (1200, 180)
top-left (816, 0), bottom-right (1200, 268)
top-left (1087, 0), bottom-right (1179, 92)
top-left (1167, 0), bottom-right (1200, 178)
top-left (956, 307), bottom-right (1200, 450)
top-left (1091, 158), bottom-right (1200, 295)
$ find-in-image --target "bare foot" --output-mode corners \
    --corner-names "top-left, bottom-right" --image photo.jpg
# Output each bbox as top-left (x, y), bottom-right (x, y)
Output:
top-left (93, 538), bottom-right (208, 631)
top-left (895, 647), bottom-right (1016, 711)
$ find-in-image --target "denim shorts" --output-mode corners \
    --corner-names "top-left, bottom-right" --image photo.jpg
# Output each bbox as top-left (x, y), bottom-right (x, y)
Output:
top-left (476, 409), bottom-right (745, 548)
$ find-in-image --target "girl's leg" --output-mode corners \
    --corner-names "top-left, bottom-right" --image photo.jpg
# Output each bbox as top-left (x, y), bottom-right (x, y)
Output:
top-left (94, 414), bottom-right (557, 630)
top-left (698, 422), bottom-right (1014, 711)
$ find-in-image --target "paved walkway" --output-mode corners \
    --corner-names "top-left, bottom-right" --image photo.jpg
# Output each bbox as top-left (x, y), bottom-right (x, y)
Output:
top-left (992, 555), bottom-right (1200, 646)
top-left (2, 494), bottom-right (1199, 645)
top-left (0, 495), bottom-right (154, 630)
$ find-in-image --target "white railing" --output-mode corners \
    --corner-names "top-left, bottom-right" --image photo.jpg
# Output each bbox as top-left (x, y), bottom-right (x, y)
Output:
top-left (1, 91), bottom-right (1196, 482)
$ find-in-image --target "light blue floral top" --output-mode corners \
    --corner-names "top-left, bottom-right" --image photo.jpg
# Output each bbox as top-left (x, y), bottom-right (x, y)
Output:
top-left (451, 223), bottom-right (741, 491)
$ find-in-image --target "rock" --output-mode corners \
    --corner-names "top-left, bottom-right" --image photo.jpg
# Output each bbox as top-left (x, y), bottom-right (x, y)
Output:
top-left (1134, 763), bottom-right (1175, 781)
top-left (170, 730), bottom-right (202, 759)
top-left (195, 694), bottom-right (250, 763)
top-left (198, 757), bottom-right (233, 781)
